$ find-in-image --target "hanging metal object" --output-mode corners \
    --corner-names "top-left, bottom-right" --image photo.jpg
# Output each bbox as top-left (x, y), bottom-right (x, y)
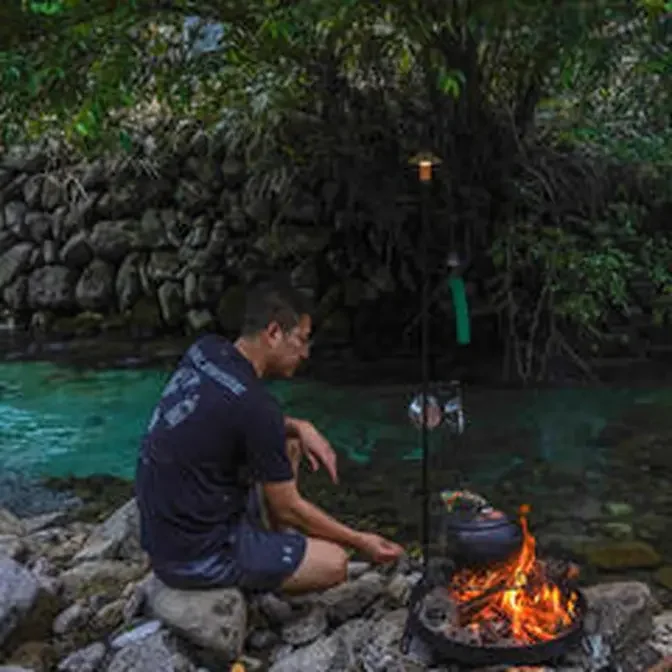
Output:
top-left (407, 381), bottom-right (465, 435)
top-left (408, 394), bottom-right (443, 431)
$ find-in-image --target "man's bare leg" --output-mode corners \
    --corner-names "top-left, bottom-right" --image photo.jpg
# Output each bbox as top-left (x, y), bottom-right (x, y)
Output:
top-left (281, 537), bottom-right (348, 594)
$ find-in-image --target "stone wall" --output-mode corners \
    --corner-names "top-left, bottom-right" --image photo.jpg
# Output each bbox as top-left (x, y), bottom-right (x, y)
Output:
top-left (0, 134), bottom-right (340, 340)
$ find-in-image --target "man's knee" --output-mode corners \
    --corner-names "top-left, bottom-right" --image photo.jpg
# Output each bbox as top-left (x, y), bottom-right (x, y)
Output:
top-left (281, 538), bottom-right (348, 594)
top-left (322, 542), bottom-right (348, 587)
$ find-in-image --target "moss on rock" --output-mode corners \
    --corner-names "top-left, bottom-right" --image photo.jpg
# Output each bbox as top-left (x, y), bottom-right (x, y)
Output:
top-left (584, 541), bottom-right (662, 571)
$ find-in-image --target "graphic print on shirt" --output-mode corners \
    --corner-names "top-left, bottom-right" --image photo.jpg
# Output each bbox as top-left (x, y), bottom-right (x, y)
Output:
top-left (147, 365), bottom-right (202, 431)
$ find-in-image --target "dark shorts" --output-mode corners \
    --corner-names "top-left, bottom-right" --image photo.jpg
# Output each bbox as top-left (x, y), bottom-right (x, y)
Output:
top-left (153, 489), bottom-right (307, 594)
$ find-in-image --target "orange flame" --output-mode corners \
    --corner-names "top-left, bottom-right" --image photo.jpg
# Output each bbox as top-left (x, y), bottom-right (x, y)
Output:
top-left (448, 505), bottom-right (578, 644)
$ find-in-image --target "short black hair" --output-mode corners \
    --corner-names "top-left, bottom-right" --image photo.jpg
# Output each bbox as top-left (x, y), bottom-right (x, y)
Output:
top-left (240, 278), bottom-right (312, 336)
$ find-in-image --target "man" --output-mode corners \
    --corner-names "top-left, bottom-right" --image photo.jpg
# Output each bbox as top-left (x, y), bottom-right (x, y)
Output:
top-left (136, 279), bottom-right (404, 595)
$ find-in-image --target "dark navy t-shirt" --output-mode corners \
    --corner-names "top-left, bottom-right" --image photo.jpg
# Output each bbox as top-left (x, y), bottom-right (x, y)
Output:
top-left (135, 334), bottom-right (293, 566)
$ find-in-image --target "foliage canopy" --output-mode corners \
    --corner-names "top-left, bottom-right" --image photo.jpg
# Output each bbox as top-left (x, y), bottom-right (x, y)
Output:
top-left (1, 0), bottom-right (672, 380)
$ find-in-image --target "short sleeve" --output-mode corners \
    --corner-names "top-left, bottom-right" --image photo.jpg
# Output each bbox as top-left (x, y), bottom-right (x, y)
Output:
top-left (242, 394), bottom-right (293, 483)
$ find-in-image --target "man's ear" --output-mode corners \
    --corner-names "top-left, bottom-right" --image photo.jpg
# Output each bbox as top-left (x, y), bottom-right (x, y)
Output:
top-left (265, 321), bottom-right (284, 345)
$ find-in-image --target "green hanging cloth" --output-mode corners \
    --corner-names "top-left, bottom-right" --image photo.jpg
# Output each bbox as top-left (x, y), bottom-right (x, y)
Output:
top-left (448, 275), bottom-right (471, 345)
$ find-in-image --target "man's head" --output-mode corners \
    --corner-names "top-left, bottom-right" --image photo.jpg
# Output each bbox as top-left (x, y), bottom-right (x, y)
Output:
top-left (239, 279), bottom-right (313, 378)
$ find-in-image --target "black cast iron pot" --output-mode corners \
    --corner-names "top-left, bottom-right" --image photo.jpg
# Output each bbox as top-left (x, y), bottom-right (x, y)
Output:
top-left (439, 505), bottom-right (524, 568)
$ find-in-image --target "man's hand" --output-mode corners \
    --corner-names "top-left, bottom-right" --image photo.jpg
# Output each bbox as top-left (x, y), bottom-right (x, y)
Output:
top-left (356, 532), bottom-right (405, 565)
top-left (288, 418), bottom-right (338, 484)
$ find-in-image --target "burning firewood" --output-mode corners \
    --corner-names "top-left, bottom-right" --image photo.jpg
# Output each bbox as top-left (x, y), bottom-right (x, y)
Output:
top-left (419, 507), bottom-right (581, 651)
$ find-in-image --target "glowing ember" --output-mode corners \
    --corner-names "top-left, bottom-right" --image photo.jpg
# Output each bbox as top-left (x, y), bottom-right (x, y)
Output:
top-left (447, 504), bottom-right (579, 645)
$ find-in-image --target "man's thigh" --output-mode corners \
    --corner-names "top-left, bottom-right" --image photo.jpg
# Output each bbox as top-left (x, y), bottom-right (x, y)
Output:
top-left (233, 521), bottom-right (308, 593)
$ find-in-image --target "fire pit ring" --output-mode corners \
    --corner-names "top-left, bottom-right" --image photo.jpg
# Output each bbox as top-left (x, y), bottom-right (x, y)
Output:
top-left (406, 578), bottom-right (587, 668)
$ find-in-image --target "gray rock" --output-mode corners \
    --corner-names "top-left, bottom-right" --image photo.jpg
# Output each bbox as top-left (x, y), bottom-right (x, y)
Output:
top-left (347, 562), bottom-right (371, 581)
top-left (106, 630), bottom-right (176, 672)
top-left (110, 620), bottom-right (162, 649)
top-left (41, 176), bottom-right (63, 210)
top-left (57, 642), bottom-right (107, 672)
top-left (564, 581), bottom-right (657, 669)
top-left (651, 610), bottom-right (672, 655)
top-left (0, 230), bottom-right (15, 254)
top-left (174, 179), bottom-right (213, 213)
top-left (75, 259), bottom-right (116, 311)
top-left (183, 272), bottom-right (199, 306)
top-left (256, 593), bottom-right (294, 625)
top-left (96, 188), bottom-right (138, 220)
top-left (159, 209), bottom-right (184, 247)
top-left (139, 209), bottom-right (168, 247)
top-left (74, 499), bottom-right (142, 563)
top-left (157, 281), bottom-right (185, 326)
top-left (184, 216), bottom-right (211, 249)
top-left (0, 144), bottom-right (46, 172)
top-left (59, 560), bottom-right (147, 598)
top-left (25, 212), bottom-right (53, 242)
top-left (0, 174), bottom-right (28, 205)
top-left (23, 174), bottom-right (44, 208)
top-left (42, 240), bottom-right (58, 264)
top-left (0, 535), bottom-right (26, 561)
top-left (147, 251), bottom-right (181, 283)
top-left (281, 604), bottom-right (328, 646)
top-left (320, 571), bottom-right (386, 625)
top-left (0, 556), bottom-right (41, 647)
top-left (27, 265), bottom-right (76, 310)
top-left (0, 168), bottom-right (13, 191)
top-left (144, 574), bottom-right (246, 661)
top-left (22, 511), bottom-right (68, 534)
top-left (247, 628), bottom-right (280, 651)
top-left (186, 309), bottom-right (214, 332)
top-left (268, 635), bottom-right (339, 672)
top-left (53, 602), bottom-right (90, 636)
top-left (89, 220), bottom-right (140, 263)
top-left (63, 194), bottom-right (99, 234)
top-left (184, 273), bottom-right (225, 307)
top-left (60, 233), bottom-right (93, 268)
top-left (2, 275), bottom-right (28, 311)
top-left (0, 243), bottom-right (33, 290)
top-left (0, 509), bottom-right (25, 536)
top-left (115, 254), bottom-right (143, 311)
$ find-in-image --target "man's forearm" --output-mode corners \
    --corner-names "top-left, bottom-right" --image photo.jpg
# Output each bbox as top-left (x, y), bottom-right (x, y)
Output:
top-left (279, 496), bottom-right (363, 550)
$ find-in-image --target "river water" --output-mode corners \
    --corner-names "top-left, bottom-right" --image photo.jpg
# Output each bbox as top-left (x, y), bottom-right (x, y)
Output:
top-left (0, 356), bottom-right (664, 479)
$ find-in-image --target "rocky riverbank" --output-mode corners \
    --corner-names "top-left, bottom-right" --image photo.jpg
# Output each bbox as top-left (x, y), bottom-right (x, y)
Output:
top-left (1, 498), bottom-right (672, 671)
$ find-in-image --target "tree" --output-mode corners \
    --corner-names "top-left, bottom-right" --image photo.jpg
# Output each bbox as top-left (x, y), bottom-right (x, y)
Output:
top-left (2, 0), bottom-right (671, 380)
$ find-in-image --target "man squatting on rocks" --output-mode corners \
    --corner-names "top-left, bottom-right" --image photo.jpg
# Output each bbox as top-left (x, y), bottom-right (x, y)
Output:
top-left (135, 279), bottom-right (404, 595)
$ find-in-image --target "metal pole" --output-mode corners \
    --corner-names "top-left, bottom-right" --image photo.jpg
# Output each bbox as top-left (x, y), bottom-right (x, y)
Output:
top-left (420, 177), bottom-right (431, 568)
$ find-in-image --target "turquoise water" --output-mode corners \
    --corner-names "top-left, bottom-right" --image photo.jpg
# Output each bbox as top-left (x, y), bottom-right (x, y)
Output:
top-left (1, 360), bottom-right (672, 481)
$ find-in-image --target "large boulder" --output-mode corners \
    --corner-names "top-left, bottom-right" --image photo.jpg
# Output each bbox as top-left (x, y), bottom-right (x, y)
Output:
top-left (144, 575), bottom-right (247, 663)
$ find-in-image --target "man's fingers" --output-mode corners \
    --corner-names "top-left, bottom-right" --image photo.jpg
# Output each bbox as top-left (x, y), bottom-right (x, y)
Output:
top-left (328, 457), bottom-right (338, 484)
top-left (308, 454), bottom-right (319, 471)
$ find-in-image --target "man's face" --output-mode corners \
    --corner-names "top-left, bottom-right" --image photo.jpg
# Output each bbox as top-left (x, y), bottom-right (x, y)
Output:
top-left (265, 314), bottom-right (312, 377)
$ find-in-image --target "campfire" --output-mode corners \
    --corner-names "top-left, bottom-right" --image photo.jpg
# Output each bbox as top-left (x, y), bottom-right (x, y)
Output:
top-left (444, 504), bottom-right (580, 648)
top-left (408, 502), bottom-right (586, 667)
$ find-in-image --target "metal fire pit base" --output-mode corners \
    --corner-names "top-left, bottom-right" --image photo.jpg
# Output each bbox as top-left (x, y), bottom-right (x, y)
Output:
top-left (401, 574), bottom-right (586, 668)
